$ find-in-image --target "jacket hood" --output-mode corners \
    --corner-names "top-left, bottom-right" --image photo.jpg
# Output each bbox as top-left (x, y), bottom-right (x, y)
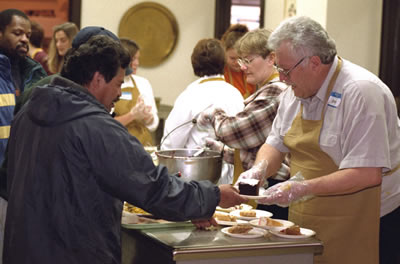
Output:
top-left (25, 76), bottom-right (109, 127)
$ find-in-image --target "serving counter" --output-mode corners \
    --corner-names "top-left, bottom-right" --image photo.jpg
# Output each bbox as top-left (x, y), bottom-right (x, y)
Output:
top-left (121, 223), bottom-right (323, 264)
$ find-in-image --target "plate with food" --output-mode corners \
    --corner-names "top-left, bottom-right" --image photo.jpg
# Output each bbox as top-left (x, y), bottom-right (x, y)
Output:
top-left (214, 211), bottom-right (248, 226)
top-left (249, 217), bottom-right (294, 231)
top-left (216, 219), bottom-right (249, 226)
top-left (269, 225), bottom-right (316, 239)
top-left (216, 203), bottom-right (253, 213)
top-left (230, 209), bottom-right (273, 221)
top-left (236, 179), bottom-right (267, 199)
top-left (221, 225), bottom-right (267, 239)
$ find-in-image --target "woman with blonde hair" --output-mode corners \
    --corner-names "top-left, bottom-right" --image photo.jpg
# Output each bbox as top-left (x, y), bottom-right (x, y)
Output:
top-left (197, 29), bottom-right (290, 217)
top-left (47, 22), bottom-right (79, 73)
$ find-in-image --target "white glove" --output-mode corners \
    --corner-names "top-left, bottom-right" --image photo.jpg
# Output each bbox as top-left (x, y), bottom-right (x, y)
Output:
top-left (196, 106), bottom-right (224, 130)
top-left (235, 160), bottom-right (268, 186)
top-left (257, 172), bottom-right (311, 207)
top-left (130, 96), bottom-right (153, 125)
top-left (204, 138), bottom-right (234, 164)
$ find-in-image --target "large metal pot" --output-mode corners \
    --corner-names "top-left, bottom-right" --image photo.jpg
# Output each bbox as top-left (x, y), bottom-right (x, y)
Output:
top-left (155, 149), bottom-right (222, 184)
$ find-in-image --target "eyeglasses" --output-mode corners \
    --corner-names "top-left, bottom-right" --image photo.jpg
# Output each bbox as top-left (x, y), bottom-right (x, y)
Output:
top-left (274, 56), bottom-right (308, 78)
top-left (237, 56), bottom-right (258, 67)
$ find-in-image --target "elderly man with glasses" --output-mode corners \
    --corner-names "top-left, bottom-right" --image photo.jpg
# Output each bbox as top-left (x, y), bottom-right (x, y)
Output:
top-left (236, 16), bottom-right (400, 264)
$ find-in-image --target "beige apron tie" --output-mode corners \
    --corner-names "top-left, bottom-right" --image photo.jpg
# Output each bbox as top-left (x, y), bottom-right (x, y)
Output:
top-left (199, 77), bottom-right (224, 84)
top-left (283, 58), bottom-right (380, 264)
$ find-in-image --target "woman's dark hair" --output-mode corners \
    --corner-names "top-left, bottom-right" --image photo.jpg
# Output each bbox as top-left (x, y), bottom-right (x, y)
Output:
top-left (30, 21), bottom-right (44, 48)
top-left (120, 38), bottom-right (140, 58)
top-left (191, 38), bottom-right (225, 77)
top-left (61, 35), bottom-right (131, 85)
top-left (220, 24), bottom-right (249, 50)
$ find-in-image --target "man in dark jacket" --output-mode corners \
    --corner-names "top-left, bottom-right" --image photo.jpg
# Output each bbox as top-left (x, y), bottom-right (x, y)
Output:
top-left (4, 35), bottom-right (246, 264)
top-left (0, 9), bottom-right (47, 260)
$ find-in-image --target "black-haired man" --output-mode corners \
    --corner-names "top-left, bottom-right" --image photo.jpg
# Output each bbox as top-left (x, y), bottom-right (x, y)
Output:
top-left (0, 9), bottom-right (47, 261)
top-left (4, 35), bottom-right (246, 264)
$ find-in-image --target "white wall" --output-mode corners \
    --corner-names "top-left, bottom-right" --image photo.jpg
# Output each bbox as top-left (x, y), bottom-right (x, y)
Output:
top-left (81, 0), bottom-right (215, 106)
top-left (325, 0), bottom-right (382, 74)
top-left (264, 0), bottom-right (382, 75)
top-left (81, 0), bottom-right (382, 105)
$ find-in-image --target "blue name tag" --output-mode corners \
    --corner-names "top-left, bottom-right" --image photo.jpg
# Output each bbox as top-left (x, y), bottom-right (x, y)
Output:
top-left (120, 91), bottom-right (132, 100)
top-left (327, 91), bottom-right (342, 108)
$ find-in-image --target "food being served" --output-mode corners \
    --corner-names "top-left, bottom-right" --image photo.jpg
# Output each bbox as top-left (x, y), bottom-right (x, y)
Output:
top-left (214, 212), bottom-right (237, 222)
top-left (280, 225), bottom-right (302, 235)
top-left (238, 179), bottom-right (260, 195)
top-left (258, 217), bottom-right (283, 227)
top-left (228, 224), bottom-right (253, 234)
top-left (216, 203), bottom-right (252, 213)
top-left (239, 210), bottom-right (257, 217)
top-left (123, 202), bottom-right (150, 215)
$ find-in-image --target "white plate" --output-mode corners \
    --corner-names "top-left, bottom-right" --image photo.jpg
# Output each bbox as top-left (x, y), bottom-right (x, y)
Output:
top-left (270, 227), bottom-right (316, 239)
top-left (239, 187), bottom-right (267, 199)
top-left (249, 219), bottom-right (294, 231)
top-left (216, 204), bottom-right (253, 213)
top-left (216, 219), bottom-right (248, 226)
top-left (221, 226), bottom-right (267, 239)
top-left (230, 209), bottom-right (273, 221)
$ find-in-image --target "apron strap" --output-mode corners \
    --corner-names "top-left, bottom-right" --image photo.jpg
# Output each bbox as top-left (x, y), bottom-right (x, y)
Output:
top-left (199, 77), bottom-right (224, 84)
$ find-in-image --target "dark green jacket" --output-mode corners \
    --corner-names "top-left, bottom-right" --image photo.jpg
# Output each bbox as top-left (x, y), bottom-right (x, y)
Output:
top-left (14, 56), bottom-right (48, 114)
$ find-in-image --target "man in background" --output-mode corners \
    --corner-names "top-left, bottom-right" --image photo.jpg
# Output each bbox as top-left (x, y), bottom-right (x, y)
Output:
top-left (0, 8), bottom-right (47, 262)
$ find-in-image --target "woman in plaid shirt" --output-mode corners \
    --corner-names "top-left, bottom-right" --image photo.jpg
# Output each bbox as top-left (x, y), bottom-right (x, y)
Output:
top-left (197, 28), bottom-right (290, 219)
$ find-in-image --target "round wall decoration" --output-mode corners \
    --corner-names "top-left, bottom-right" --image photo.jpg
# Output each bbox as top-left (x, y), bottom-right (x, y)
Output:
top-left (118, 2), bottom-right (179, 67)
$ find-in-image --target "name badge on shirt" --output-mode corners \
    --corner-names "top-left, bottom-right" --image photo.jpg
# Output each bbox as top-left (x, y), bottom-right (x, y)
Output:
top-left (327, 92), bottom-right (342, 108)
top-left (120, 91), bottom-right (132, 100)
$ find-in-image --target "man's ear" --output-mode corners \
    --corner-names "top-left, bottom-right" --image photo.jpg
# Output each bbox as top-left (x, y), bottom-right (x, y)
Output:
top-left (309, 55), bottom-right (322, 69)
top-left (267, 52), bottom-right (276, 65)
top-left (87, 72), bottom-right (105, 94)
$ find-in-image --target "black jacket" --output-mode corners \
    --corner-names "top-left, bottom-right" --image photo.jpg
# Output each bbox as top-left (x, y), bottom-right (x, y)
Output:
top-left (4, 76), bottom-right (219, 264)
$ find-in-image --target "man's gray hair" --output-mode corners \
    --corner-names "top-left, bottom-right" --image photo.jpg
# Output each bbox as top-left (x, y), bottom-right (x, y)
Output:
top-left (268, 16), bottom-right (337, 64)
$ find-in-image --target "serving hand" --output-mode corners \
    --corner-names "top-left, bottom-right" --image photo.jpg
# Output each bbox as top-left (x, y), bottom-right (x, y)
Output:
top-left (235, 160), bottom-right (268, 187)
top-left (196, 106), bottom-right (224, 130)
top-left (257, 179), bottom-right (310, 207)
top-left (204, 137), bottom-right (234, 164)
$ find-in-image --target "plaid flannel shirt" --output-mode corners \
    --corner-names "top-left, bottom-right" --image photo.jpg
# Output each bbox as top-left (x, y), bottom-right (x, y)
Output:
top-left (212, 80), bottom-right (290, 180)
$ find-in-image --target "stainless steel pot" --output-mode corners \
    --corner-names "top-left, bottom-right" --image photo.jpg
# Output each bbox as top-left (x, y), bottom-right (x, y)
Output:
top-left (155, 149), bottom-right (222, 184)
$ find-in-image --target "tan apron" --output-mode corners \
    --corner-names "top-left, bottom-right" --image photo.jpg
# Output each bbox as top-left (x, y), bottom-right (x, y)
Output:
top-left (114, 76), bottom-right (154, 146)
top-left (283, 58), bottom-right (380, 264)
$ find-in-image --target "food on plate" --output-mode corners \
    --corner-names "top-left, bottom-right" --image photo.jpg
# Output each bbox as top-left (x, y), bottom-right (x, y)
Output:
top-left (238, 179), bottom-right (260, 195)
top-left (280, 225), bottom-right (302, 235)
top-left (239, 210), bottom-right (257, 217)
top-left (123, 202), bottom-right (150, 215)
top-left (214, 212), bottom-right (237, 222)
top-left (258, 217), bottom-right (283, 227)
top-left (228, 224), bottom-right (253, 234)
top-left (216, 203), bottom-right (252, 213)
